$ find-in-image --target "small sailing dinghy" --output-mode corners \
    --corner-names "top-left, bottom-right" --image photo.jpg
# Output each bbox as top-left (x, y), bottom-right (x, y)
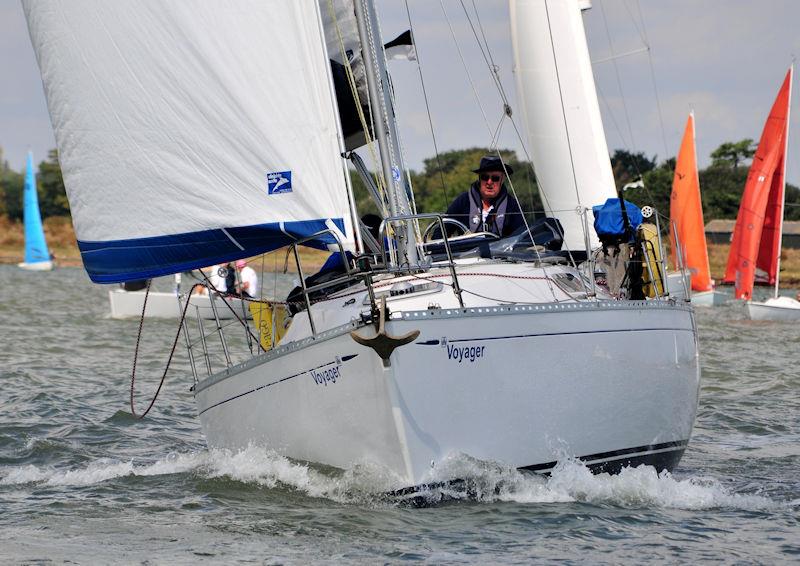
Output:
top-left (723, 67), bottom-right (796, 320)
top-left (108, 273), bottom-right (252, 320)
top-left (17, 151), bottom-right (53, 271)
top-left (25, 0), bottom-right (700, 492)
top-left (669, 113), bottom-right (726, 306)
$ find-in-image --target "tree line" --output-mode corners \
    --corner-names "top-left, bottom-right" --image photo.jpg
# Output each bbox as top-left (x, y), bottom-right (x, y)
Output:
top-left (2, 141), bottom-right (799, 225)
top-left (0, 148), bottom-right (69, 220)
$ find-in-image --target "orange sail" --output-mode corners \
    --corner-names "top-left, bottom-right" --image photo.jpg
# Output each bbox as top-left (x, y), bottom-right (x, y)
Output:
top-left (724, 68), bottom-right (792, 299)
top-left (670, 113), bottom-right (712, 292)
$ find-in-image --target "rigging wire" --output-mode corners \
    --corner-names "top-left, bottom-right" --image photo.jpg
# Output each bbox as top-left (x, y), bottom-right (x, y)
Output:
top-left (444, 0), bottom-right (585, 300)
top-left (403, 0), bottom-right (449, 203)
top-left (326, 0), bottom-right (388, 217)
top-left (450, 0), bottom-right (596, 298)
top-left (634, 0), bottom-right (671, 162)
top-left (592, 0), bottom-right (668, 225)
top-left (438, 0), bottom-right (492, 135)
top-left (598, 0), bottom-right (637, 151)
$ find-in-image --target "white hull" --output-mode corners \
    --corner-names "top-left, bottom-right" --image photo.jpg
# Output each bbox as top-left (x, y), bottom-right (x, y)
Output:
top-left (747, 296), bottom-right (800, 321)
top-left (666, 271), bottom-right (691, 301)
top-left (18, 261), bottom-right (53, 271)
top-left (109, 289), bottom-right (251, 320)
top-left (194, 264), bottom-right (700, 490)
top-left (691, 290), bottom-right (728, 307)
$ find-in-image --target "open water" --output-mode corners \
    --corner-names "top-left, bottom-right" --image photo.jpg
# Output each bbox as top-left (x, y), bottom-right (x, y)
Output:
top-left (0, 265), bottom-right (798, 563)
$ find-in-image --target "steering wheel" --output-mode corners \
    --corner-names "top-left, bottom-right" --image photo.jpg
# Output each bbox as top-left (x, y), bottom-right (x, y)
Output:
top-left (422, 218), bottom-right (470, 242)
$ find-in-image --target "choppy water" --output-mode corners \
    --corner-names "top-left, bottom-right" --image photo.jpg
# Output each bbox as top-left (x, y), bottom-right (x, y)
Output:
top-left (1, 265), bottom-right (798, 563)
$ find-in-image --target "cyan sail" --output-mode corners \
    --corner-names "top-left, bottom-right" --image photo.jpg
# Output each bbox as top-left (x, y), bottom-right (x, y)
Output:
top-left (24, 1), bottom-right (356, 283)
top-left (22, 151), bottom-right (51, 265)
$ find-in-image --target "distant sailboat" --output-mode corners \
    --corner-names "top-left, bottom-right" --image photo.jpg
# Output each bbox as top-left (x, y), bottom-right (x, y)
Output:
top-left (669, 113), bottom-right (725, 306)
top-left (723, 66), bottom-right (797, 320)
top-left (17, 151), bottom-right (53, 271)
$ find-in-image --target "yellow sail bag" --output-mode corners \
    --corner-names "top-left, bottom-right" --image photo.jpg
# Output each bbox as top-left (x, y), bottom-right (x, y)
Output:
top-left (249, 302), bottom-right (290, 351)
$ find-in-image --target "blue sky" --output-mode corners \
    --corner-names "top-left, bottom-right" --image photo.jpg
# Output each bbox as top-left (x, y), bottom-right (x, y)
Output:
top-left (2, 0), bottom-right (799, 186)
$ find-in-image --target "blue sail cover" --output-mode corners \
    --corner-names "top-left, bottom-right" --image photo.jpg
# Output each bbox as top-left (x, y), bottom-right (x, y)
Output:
top-left (22, 152), bottom-right (51, 265)
top-left (592, 198), bottom-right (643, 242)
top-left (24, 1), bottom-right (355, 283)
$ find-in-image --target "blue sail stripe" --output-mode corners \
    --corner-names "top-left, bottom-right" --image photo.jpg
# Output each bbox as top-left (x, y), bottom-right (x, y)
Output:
top-left (79, 218), bottom-right (346, 283)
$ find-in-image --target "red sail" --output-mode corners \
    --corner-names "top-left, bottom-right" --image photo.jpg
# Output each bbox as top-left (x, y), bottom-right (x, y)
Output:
top-left (756, 152), bottom-right (786, 286)
top-left (723, 69), bottom-right (791, 299)
top-left (670, 113), bottom-right (712, 291)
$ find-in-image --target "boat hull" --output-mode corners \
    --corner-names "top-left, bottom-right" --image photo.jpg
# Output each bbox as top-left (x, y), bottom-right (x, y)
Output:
top-left (666, 271), bottom-right (691, 301)
top-left (747, 298), bottom-right (800, 321)
top-left (691, 290), bottom-right (728, 307)
top-left (18, 261), bottom-right (53, 271)
top-left (109, 289), bottom-right (251, 320)
top-left (194, 302), bottom-right (700, 489)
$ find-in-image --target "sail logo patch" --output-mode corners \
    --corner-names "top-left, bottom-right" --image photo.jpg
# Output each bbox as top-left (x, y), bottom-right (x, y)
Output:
top-left (267, 171), bottom-right (292, 195)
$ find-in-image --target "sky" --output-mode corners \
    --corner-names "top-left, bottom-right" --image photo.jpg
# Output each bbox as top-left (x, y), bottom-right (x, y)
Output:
top-left (2, 0), bottom-right (800, 186)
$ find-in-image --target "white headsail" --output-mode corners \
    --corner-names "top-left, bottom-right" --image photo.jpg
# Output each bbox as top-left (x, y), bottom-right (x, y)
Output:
top-left (24, 0), bottom-right (355, 283)
top-left (510, 0), bottom-right (617, 249)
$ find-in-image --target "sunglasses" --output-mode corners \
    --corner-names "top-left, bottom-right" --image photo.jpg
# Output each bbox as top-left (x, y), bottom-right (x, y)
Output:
top-left (480, 173), bottom-right (502, 182)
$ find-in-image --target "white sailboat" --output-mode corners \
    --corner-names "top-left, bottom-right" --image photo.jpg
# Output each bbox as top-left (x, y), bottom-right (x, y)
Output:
top-left (108, 273), bottom-right (252, 321)
top-left (25, 0), bottom-right (699, 492)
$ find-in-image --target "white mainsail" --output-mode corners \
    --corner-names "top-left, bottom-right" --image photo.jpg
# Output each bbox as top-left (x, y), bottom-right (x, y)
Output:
top-left (24, 0), bottom-right (355, 283)
top-left (510, 0), bottom-right (617, 249)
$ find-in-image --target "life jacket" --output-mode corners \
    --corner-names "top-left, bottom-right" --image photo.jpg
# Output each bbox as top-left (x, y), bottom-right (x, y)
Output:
top-left (467, 183), bottom-right (510, 236)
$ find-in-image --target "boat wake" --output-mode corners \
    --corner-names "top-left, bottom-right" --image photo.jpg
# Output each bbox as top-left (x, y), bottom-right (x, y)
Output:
top-left (0, 446), bottom-right (782, 511)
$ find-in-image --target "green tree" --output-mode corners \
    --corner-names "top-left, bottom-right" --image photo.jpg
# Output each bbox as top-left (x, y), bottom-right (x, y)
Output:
top-left (610, 149), bottom-right (657, 189)
top-left (698, 162), bottom-right (749, 218)
top-left (0, 146), bottom-right (8, 217)
top-left (0, 147), bottom-right (23, 220)
top-left (349, 147), bottom-right (543, 224)
top-left (38, 149), bottom-right (70, 218)
top-left (710, 139), bottom-right (755, 170)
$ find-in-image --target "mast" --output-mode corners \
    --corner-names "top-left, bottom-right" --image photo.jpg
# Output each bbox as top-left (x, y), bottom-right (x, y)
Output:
top-left (774, 64), bottom-right (793, 299)
top-left (353, 0), bottom-right (419, 267)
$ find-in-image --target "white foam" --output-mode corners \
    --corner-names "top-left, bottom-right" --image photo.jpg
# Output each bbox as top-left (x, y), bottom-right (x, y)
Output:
top-left (0, 449), bottom-right (781, 510)
top-left (423, 454), bottom-right (778, 510)
top-left (0, 446), bottom-right (401, 503)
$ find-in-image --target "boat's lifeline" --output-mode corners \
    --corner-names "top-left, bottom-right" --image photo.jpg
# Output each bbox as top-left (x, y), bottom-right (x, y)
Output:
top-left (194, 263), bottom-right (700, 490)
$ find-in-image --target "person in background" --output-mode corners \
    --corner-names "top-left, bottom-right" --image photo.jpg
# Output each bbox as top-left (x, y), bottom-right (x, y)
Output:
top-left (236, 259), bottom-right (258, 298)
top-left (445, 155), bottom-right (524, 238)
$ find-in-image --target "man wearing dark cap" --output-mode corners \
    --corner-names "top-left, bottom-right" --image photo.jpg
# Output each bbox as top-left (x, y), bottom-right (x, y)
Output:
top-left (444, 155), bottom-right (524, 238)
